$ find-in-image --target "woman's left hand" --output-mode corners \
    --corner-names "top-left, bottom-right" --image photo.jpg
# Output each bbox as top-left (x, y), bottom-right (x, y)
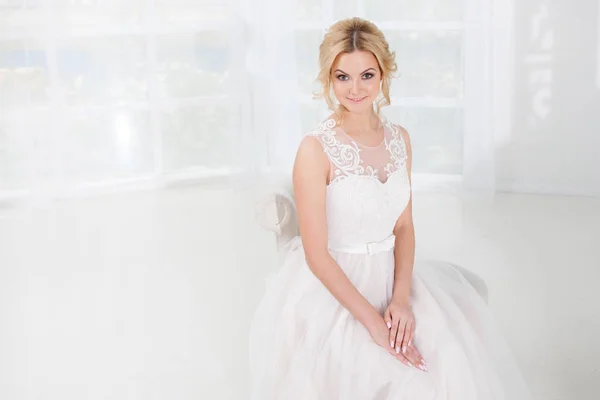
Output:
top-left (384, 300), bottom-right (427, 370)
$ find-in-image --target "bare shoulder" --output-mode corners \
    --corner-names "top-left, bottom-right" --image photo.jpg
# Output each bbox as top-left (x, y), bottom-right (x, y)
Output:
top-left (293, 134), bottom-right (329, 184)
top-left (295, 135), bottom-right (327, 167)
top-left (297, 134), bottom-right (323, 155)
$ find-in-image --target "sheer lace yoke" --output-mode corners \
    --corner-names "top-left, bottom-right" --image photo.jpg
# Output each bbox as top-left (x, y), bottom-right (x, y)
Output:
top-left (307, 115), bottom-right (408, 186)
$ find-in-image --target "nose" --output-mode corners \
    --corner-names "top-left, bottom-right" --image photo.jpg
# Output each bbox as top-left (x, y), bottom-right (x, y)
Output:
top-left (350, 79), bottom-right (362, 96)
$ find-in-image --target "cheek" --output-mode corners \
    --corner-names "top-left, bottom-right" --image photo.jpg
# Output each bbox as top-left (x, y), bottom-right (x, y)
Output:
top-left (366, 79), bottom-right (381, 95)
top-left (331, 80), bottom-right (346, 99)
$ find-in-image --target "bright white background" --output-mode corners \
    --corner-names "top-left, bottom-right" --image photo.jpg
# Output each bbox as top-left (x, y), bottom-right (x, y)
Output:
top-left (1, 0), bottom-right (599, 399)
top-left (2, 0), bottom-right (598, 201)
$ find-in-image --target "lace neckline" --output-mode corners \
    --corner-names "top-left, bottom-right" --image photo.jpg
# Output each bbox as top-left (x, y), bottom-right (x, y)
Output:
top-left (310, 114), bottom-right (407, 187)
top-left (336, 121), bottom-right (386, 149)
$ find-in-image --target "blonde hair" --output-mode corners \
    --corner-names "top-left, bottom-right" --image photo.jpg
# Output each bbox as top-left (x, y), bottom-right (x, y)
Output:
top-left (316, 17), bottom-right (398, 121)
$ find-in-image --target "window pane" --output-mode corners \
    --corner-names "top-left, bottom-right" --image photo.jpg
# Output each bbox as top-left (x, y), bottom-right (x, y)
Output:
top-left (61, 108), bottom-right (154, 183)
top-left (0, 39), bottom-right (49, 109)
top-left (386, 30), bottom-right (463, 98)
top-left (0, 1), bottom-right (45, 37)
top-left (0, 110), bottom-right (41, 191)
top-left (366, 0), bottom-right (463, 22)
top-left (161, 105), bottom-right (231, 171)
top-left (56, 36), bottom-right (148, 106)
top-left (300, 100), bottom-right (329, 134)
top-left (156, 0), bottom-right (229, 25)
top-left (383, 106), bottom-right (462, 174)
top-left (156, 32), bottom-right (229, 99)
top-left (53, 0), bottom-right (144, 28)
top-left (333, 2), bottom-right (359, 20)
top-left (296, 0), bottom-right (323, 21)
top-left (296, 30), bottom-right (323, 95)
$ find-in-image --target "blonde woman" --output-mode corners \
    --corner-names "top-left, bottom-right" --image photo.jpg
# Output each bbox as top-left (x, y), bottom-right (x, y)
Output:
top-left (249, 17), bottom-right (530, 399)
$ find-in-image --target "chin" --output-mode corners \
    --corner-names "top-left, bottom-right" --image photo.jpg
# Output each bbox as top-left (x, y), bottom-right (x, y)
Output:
top-left (346, 103), bottom-right (373, 113)
top-left (342, 101), bottom-right (374, 112)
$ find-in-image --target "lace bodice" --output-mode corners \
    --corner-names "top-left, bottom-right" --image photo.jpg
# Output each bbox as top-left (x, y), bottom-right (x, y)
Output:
top-left (306, 115), bottom-right (411, 251)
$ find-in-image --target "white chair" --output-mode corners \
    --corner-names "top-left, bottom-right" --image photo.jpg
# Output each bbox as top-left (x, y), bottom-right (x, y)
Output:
top-left (254, 177), bottom-right (299, 256)
top-left (254, 178), bottom-right (488, 303)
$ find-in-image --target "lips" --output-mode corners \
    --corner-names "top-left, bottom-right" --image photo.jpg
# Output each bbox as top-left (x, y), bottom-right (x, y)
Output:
top-left (347, 96), bottom-right (367, 103)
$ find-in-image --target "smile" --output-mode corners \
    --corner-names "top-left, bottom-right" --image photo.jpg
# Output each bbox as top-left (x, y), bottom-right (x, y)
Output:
top-left (347, 96), bottom-right (367, 103)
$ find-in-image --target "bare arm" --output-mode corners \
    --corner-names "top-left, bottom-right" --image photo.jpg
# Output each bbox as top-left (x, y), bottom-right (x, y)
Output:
top-left (293, 136), bottom-right (382, 331)
top-left (382, 127), bottom-right (428, 370)
top-left (391, 126), bottom-right (415, 306)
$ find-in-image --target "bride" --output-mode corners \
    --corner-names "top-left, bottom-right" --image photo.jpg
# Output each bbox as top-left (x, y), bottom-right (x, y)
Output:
top-left (249, 17), bottom-right (531, 399)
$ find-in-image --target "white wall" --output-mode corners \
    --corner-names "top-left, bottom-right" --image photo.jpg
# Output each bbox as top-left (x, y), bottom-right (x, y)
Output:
top-left (496, 0), bottom-right (600, 196)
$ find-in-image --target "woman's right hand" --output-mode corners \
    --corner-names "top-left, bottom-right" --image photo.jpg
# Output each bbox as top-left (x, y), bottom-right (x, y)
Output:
top-left (368, 317), bottom-right (428, 371)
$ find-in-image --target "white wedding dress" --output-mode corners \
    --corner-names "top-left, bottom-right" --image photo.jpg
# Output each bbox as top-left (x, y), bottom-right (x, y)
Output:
top-left (249, 116), bottom-right (531, 399)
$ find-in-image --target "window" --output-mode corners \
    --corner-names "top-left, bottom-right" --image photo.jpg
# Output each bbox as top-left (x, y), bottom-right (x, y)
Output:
top-left (294, 0), bottom-right (465, 175)
top-left (0, 1), bottom-right (240, 199)
top-left (0, 0), bottom-right (491, 200)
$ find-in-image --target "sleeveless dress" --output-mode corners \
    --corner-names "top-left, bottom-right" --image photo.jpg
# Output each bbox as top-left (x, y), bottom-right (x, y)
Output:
top-left (248, 116), bottom-right (531, 400)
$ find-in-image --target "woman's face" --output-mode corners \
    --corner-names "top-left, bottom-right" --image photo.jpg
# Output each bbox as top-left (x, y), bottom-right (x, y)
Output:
top-left (331, 50), bottom-right (382, 113)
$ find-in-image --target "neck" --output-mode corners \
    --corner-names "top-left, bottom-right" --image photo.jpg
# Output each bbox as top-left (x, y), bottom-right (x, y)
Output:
top-left (340, 109), bottom-right (381, 132)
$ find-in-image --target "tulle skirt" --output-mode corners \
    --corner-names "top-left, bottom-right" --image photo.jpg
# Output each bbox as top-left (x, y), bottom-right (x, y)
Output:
top-left (248, 239), bottom-right (531, 400)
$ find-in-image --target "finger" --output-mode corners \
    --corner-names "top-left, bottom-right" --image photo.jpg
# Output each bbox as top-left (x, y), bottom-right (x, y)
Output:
top-left (396, 352), bottom-right (413, 368)
top-left (384, 309), bottom-right (392, 330)
top-left (394, 319), bottom-right (406, 354)
top-left (406, 319), bottom-right (414, 349)
top-left (406, 331), bottom-right (427, 369)
top-left (408, 316), bottom-right (416, 348)
top-left (401, 320), bottom-right (412, 354)
top-left (385, 346), bottom-right (397, 358)
top-left (405, 340), bottom-right (428, 372)
top-left (404, 345), bottom-right (428, 372)
top-left (390, 316), bottom-right (400, 350)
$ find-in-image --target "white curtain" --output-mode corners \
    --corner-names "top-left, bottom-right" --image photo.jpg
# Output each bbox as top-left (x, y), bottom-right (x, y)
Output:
top-left (0, 0), bottom-right (506, 203)
top-left (247, 0), bottom-right (488, 193)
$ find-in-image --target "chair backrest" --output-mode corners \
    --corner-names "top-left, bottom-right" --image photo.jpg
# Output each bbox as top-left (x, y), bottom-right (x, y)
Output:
top-left (253, 174), bottom-right (299, 252)
top-left (274, 191), bottom-right (299, 252)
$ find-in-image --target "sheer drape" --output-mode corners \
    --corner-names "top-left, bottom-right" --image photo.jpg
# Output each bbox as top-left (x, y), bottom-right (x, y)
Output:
top-left (0, 0), bottom-right (500, 203)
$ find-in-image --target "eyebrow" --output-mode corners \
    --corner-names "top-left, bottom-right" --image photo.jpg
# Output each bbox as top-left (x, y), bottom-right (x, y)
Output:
top-left (334, 67), bottom-right (377, 75)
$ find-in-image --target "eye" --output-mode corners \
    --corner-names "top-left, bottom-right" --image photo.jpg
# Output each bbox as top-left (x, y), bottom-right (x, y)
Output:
top-left (362, 72), bottom-right (374, 79)
top-left (335, 74), bottom-right (349, 81)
